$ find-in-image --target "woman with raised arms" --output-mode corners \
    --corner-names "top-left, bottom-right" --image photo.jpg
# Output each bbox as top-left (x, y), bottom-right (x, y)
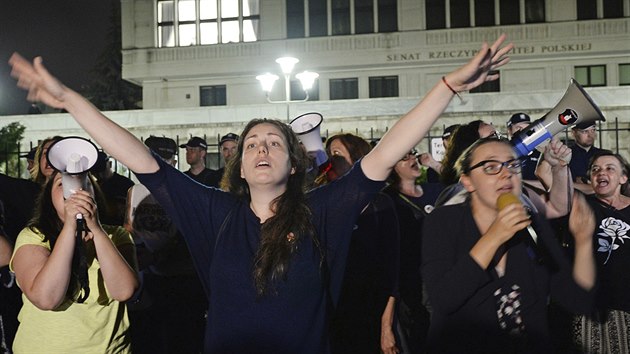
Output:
top-left (9, 34), bottom-right (512, 353)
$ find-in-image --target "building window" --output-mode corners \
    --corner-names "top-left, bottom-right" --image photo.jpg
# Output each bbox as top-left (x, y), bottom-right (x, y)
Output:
top-left (157, 0), bottom-right (260, 47)
top-left (470, 77), bottom-right (500, 93)
top-left (378, 0), bottom-right (397, 32)
top-left (577, 0), bottom-right (597, 20)
top-left (524, 0), bottom-right (545, 23)
top-left (426, 0), bottom-right (446, 29)
top-left (290, 80), bottom-right (320, 101)
top-left (355, 0), bottom-right (374, 34)
top-left (330, 78), bottom-right (358, 100)
top-left (200, 85), bottom-right (226, 106)
top-left (369, 76), bottom-right (398, 98)
top-left (575, 65), bottom-right (607, 87)
top-left (332, 0), bottom-right (351, 35)
top-left (450, 0), bottom-right (470, 28)
top-left (604, 0), bottom-right (624, 18)
top-left (287, 0), bottom-right (396, 38)
top-left (619, 64), bottom-right (630, 86)
top-left (287, 0), bottom-right (305, 39)
top-left (500, 0), bottom-right (520, 25)
top-left (475, 0), bottom-right (495, 27)
top-left (427, 0), bottom-right (546, 29)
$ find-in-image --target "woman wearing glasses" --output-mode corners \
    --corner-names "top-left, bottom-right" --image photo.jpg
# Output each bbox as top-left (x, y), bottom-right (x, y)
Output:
top-left (421, 137), bottom-right (596, 353)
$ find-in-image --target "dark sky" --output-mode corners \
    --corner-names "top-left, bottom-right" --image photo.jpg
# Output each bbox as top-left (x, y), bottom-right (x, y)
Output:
top-left (0, 0), bottom-right (114, 115)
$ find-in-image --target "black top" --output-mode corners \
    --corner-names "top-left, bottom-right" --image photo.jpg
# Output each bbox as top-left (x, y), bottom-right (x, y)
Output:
top-left (521, 149), bottom-right (541, 181)
top-left (384, 183), bottom-right (443, 313)
top-left (330, 192), bottom-right (400, 353)
top-left (569, 145), bottom-right (603, 182)
top-left (136, 154), bottom-right (384, 353)
top-left (0, 174), bottom-right (40, 243)
top-left (98, 172), bottom-right (135, 226)
top-left (422, 201), bottom-right (594, 353)
top-left (586, 194), bottom-right (630, 312)
top-left (184, 167), bottom-right (220, 187)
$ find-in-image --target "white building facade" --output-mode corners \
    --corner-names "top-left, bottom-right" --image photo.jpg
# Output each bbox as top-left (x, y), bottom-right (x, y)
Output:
top-left (3, 0), bottom-right (629, 170)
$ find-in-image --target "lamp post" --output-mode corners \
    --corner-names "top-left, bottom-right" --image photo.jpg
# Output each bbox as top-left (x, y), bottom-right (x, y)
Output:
top-left (256, 57), bottom-right (319, 121)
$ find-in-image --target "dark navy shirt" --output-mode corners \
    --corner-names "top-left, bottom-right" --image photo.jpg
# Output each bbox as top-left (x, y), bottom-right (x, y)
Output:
top-left (569, 145), bottom-right (602, 182)
top-left (521, 149), bottom-right (541, 181)
top-left (136, 153), bottom-right (384, 353)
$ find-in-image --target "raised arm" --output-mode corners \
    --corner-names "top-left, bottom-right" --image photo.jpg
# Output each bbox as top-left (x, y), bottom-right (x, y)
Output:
top-left (9, 54), bottom-right (158, 174)
top-left (361, 34), bottom-right (513, 181)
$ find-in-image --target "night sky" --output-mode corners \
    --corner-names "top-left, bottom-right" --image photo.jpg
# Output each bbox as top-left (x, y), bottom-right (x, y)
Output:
top-left (0, 0), bottom-right (114, 115)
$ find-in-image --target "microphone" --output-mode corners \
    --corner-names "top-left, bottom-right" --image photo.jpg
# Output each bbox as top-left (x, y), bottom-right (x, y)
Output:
top-left (497, 193), bottom-right (538, 244)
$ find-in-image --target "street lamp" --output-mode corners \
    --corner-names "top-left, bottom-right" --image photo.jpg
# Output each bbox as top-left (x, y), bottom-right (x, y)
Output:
top-left (256, 56), bottom-right (319, 121)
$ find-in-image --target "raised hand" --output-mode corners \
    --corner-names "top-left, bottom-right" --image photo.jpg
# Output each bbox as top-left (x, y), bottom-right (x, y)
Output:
top-left (9, 53), bottom-right (69, 110)
top-left (444, 34), bottom-right (514, 93)
top-left (543, 137), bottom-right (572, 167)
top-left (568, 191), bottom-right (595, 246)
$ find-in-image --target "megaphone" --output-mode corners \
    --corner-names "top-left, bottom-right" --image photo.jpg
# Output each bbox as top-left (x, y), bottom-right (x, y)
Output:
top-left (290, 112), bottom-right (327, 167)
top-left (47, 136), bottom-right (99, 200)
top-left (511, 79), bottom-right (605, 157)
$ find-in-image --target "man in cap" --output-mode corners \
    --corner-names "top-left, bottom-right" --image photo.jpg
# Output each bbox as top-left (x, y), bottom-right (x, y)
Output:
top-left (180, 136), bottom-right (218, 187)
top-left (569, 121), bottom-right (602, 186)
top-left (144, 136), bottom-right (178, 164)
top-left (507, 113), bottom-right (541, 181)
top-left (213, 133), bottom-right (239, 187)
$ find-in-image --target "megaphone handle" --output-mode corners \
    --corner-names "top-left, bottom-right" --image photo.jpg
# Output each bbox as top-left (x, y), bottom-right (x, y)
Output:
top-left (76, 214), bottom-right (86, 234)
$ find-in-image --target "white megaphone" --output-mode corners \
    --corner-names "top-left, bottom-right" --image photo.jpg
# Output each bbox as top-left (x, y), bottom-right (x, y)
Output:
top-left (290, 112), bottom-right (327, 167)
top-left (47, 137), bottom-right (99, 200)
top-left (511, 79), bottom-right (605, 157)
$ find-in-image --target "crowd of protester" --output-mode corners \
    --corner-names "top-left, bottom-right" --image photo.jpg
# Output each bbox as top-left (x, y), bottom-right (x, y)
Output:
top-left (0, 33), bottom-right (628, 353)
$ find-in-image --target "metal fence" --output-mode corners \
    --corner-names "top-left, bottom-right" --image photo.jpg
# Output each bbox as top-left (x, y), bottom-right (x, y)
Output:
top-left (3, 117), bottom-right (627, 179)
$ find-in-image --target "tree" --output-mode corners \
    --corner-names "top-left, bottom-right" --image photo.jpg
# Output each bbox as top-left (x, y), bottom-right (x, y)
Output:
top-left (82, 0), bottom-right (142, 110)
top-left (0, 122), bottom-right (26, 176)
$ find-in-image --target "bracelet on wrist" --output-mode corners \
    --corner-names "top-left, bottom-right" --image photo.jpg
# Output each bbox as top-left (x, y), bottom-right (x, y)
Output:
top-left (441, 76), bottom-right (464, 102)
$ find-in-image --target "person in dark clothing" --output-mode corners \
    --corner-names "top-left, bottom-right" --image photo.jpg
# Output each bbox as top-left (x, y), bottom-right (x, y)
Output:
top-left (212, 133), bottom-right (239, 188)
top-left (569, 121), bottom-right (602, 193)
top-left (126, 136), bottom-right (207, 354)
top-left (506, 113), bottom-right (541, 182)
top-left (0, 200), bottom-right (21, 354)
top-left (10, 34), bottom-right (513, 353)
top-left (573, 151), bottom-right (630, 352)
top-left (383, 150), bottom-right (443, 353)
top-left (422, 137), bottom-right (596, 353)
top-left (180, 136), bottom-right (220, 187)
top-left (324, 133), bottom-right (400, 354)
top-left (93, 151), bottom-right (135, 226)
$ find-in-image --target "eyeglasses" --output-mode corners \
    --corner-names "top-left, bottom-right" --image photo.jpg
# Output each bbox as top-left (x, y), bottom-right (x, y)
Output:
top-left (466, 158), bottom-right (523, 175)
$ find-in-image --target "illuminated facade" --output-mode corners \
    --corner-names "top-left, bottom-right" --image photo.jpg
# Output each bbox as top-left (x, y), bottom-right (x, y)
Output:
top-left (3, 0), bottom-right (629, 167)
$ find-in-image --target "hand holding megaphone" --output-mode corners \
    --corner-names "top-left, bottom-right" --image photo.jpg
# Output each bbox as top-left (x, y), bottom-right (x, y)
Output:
top-left (62, 189), bottom-right (100, 239)
top-left (511, 79), bottom-right (605, 158)
top-left (47, 137), bottom-right (99, 226)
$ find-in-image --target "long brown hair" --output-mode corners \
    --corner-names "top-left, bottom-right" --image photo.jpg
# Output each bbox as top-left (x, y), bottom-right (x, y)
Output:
top-left (28, 171), bottom-right (109, 302)
top-left (30, 136), bottom-right (63, 185)
top-left (224, 118), bottom-right (320, 295)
